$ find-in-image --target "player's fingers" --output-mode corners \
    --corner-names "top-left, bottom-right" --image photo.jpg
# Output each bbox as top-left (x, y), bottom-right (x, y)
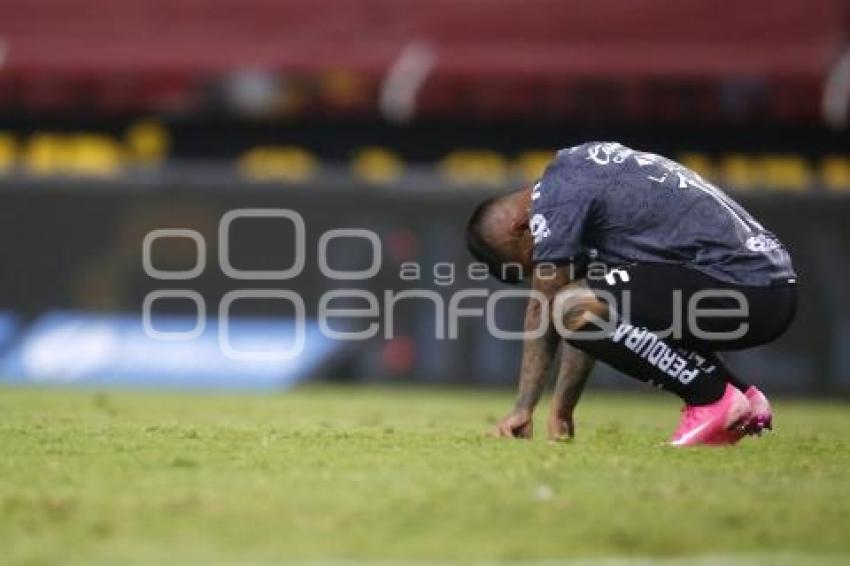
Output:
top-left (547, 418), bottom-right (569, 441)
top-left (549, 434), bottom-right (570, 443)
top-left (497, 420), bottom-right (522, 438)
top-left (548, 429), bottom-right (571, 442)
top-left (493, 420), bottom-right (514, 438)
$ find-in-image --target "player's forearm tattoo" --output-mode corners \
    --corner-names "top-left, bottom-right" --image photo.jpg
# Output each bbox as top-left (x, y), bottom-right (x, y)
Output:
top-left (552, 343), bottom-right (595, 416)
top-left (514, 298), bottom-right (560, 412)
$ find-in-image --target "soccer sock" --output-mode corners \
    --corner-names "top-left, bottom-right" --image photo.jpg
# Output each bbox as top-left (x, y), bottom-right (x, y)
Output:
top-left (567, 319), bottom-right (726, 406)
top-left (690, 352), bottom-right (752, 393)
top-left (708, 352), bottom-right (752, 393)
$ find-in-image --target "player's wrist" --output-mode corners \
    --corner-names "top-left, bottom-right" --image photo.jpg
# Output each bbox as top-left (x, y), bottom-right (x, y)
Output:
top-left (511, 403), bottom-right (535, 416)
top-left (550, 399), bottom-right (573, 416)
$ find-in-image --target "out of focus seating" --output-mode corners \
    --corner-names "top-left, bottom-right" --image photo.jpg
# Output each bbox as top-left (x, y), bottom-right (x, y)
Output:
top-left (0, 0), bottom-right (845, 120)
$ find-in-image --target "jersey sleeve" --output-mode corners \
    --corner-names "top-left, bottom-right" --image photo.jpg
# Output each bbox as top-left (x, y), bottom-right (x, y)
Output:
top-left (531, 160), bottom-right (596, 264)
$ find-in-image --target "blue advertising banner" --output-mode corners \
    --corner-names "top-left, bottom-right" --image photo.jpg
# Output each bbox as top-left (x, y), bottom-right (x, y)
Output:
top-left (0, 311), bottom-right (340, 389)
top-left (0, 312), bottom-right (19, 351)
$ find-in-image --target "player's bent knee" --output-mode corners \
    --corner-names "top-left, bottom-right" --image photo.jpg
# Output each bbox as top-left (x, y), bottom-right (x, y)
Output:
top-left (553, 283), bottom-right (609, 334)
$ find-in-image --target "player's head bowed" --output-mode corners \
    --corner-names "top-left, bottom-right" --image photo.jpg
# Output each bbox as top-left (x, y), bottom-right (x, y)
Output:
top-left (465, 188), bottom-right (533, 285)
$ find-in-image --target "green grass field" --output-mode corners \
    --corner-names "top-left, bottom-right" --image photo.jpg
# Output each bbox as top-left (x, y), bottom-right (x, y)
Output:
top-left (1, 386), bottom-right (849, 564)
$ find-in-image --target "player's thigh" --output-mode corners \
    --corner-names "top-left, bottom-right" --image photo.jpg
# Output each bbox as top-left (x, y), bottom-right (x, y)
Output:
top-left (714, 283), bottom-right (797, 350)
top-left (585, 263), bottom-right (796, 350)
top-left (585, 263), bottom-right (689, 335)
top-left (585, 263), bottom-right (741, 349)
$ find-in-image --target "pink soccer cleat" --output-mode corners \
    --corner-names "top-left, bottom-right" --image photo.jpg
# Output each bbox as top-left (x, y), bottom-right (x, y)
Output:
top-left (669, 384), bottom-right (752, 447)
top-left (742, 386), bottom-right (773, 435)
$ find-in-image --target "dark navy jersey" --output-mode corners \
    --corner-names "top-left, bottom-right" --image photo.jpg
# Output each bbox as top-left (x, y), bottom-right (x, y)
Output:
top-left (531, 142), bottom-right (796, 287)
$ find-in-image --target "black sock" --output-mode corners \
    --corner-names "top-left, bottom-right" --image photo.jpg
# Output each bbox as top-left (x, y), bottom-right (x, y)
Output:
top-left (567, 320), bottom-right (726, 406)
top-left (707, 353), bottom-right (752, 392)
top-left (682, 351), bottom-right (752, 392)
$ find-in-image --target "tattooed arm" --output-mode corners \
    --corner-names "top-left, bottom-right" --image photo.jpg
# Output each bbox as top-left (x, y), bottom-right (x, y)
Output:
top-left (493, 265), bottom-right (570, 438)
top-left (547, 342), bottom-right (595, 441)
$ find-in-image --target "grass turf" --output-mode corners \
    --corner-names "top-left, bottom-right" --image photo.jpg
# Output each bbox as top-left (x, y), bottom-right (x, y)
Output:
top-left (1, 385), bottom-right (849, 564)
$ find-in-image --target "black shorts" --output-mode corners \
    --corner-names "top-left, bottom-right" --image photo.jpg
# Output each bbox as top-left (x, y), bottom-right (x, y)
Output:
top-left (583, 263), bottom-right (797, 352)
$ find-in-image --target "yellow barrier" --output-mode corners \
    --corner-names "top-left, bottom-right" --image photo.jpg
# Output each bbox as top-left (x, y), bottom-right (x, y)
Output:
top-left (125, 120), bottom-right (170, 166)
top-left (351, 147), bottom-right (404, 184)
top-left (820, 156), bottom-right (850, 193)
top-left (0, 133), bottom-right (16, 173)
top-left (515, 151), bottom-right (555, 185)
top-left (22, 133), bottom-right (123, 177)
top-left (438, 150), bottom-right (509, 186)
top-left (1, 123), bottom-right (849, 193)
top-left (238, 146), bottom-right (318, 182)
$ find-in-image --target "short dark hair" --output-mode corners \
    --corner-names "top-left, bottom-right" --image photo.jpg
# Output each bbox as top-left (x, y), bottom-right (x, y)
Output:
top-left (465, 197), bottom-right (523, 284)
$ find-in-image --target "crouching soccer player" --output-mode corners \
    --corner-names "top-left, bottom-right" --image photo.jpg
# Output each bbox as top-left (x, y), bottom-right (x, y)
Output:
top-left (466, 142), bottom-right (797, 446)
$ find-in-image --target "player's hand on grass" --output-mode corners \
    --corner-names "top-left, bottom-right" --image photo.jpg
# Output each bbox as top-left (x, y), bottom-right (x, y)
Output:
top-left (493, 409), bottom-right (533, 438)
top-left (547, 409), bottom-right (575, 442)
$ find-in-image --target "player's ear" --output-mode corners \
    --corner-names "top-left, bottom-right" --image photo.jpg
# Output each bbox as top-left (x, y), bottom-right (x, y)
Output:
top-left (510, 215), bottom-right (529, 233)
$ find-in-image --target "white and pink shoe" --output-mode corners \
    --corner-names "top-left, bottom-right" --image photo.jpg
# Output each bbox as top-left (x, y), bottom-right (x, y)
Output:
top-left (669, 384), bottom-right (752, 447)
top-left (742, 386), bottom-right (773, 435)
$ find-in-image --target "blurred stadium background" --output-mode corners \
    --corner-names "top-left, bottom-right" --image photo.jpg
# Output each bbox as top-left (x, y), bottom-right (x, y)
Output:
top-left (0, 0), bottom-right (849, 395)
